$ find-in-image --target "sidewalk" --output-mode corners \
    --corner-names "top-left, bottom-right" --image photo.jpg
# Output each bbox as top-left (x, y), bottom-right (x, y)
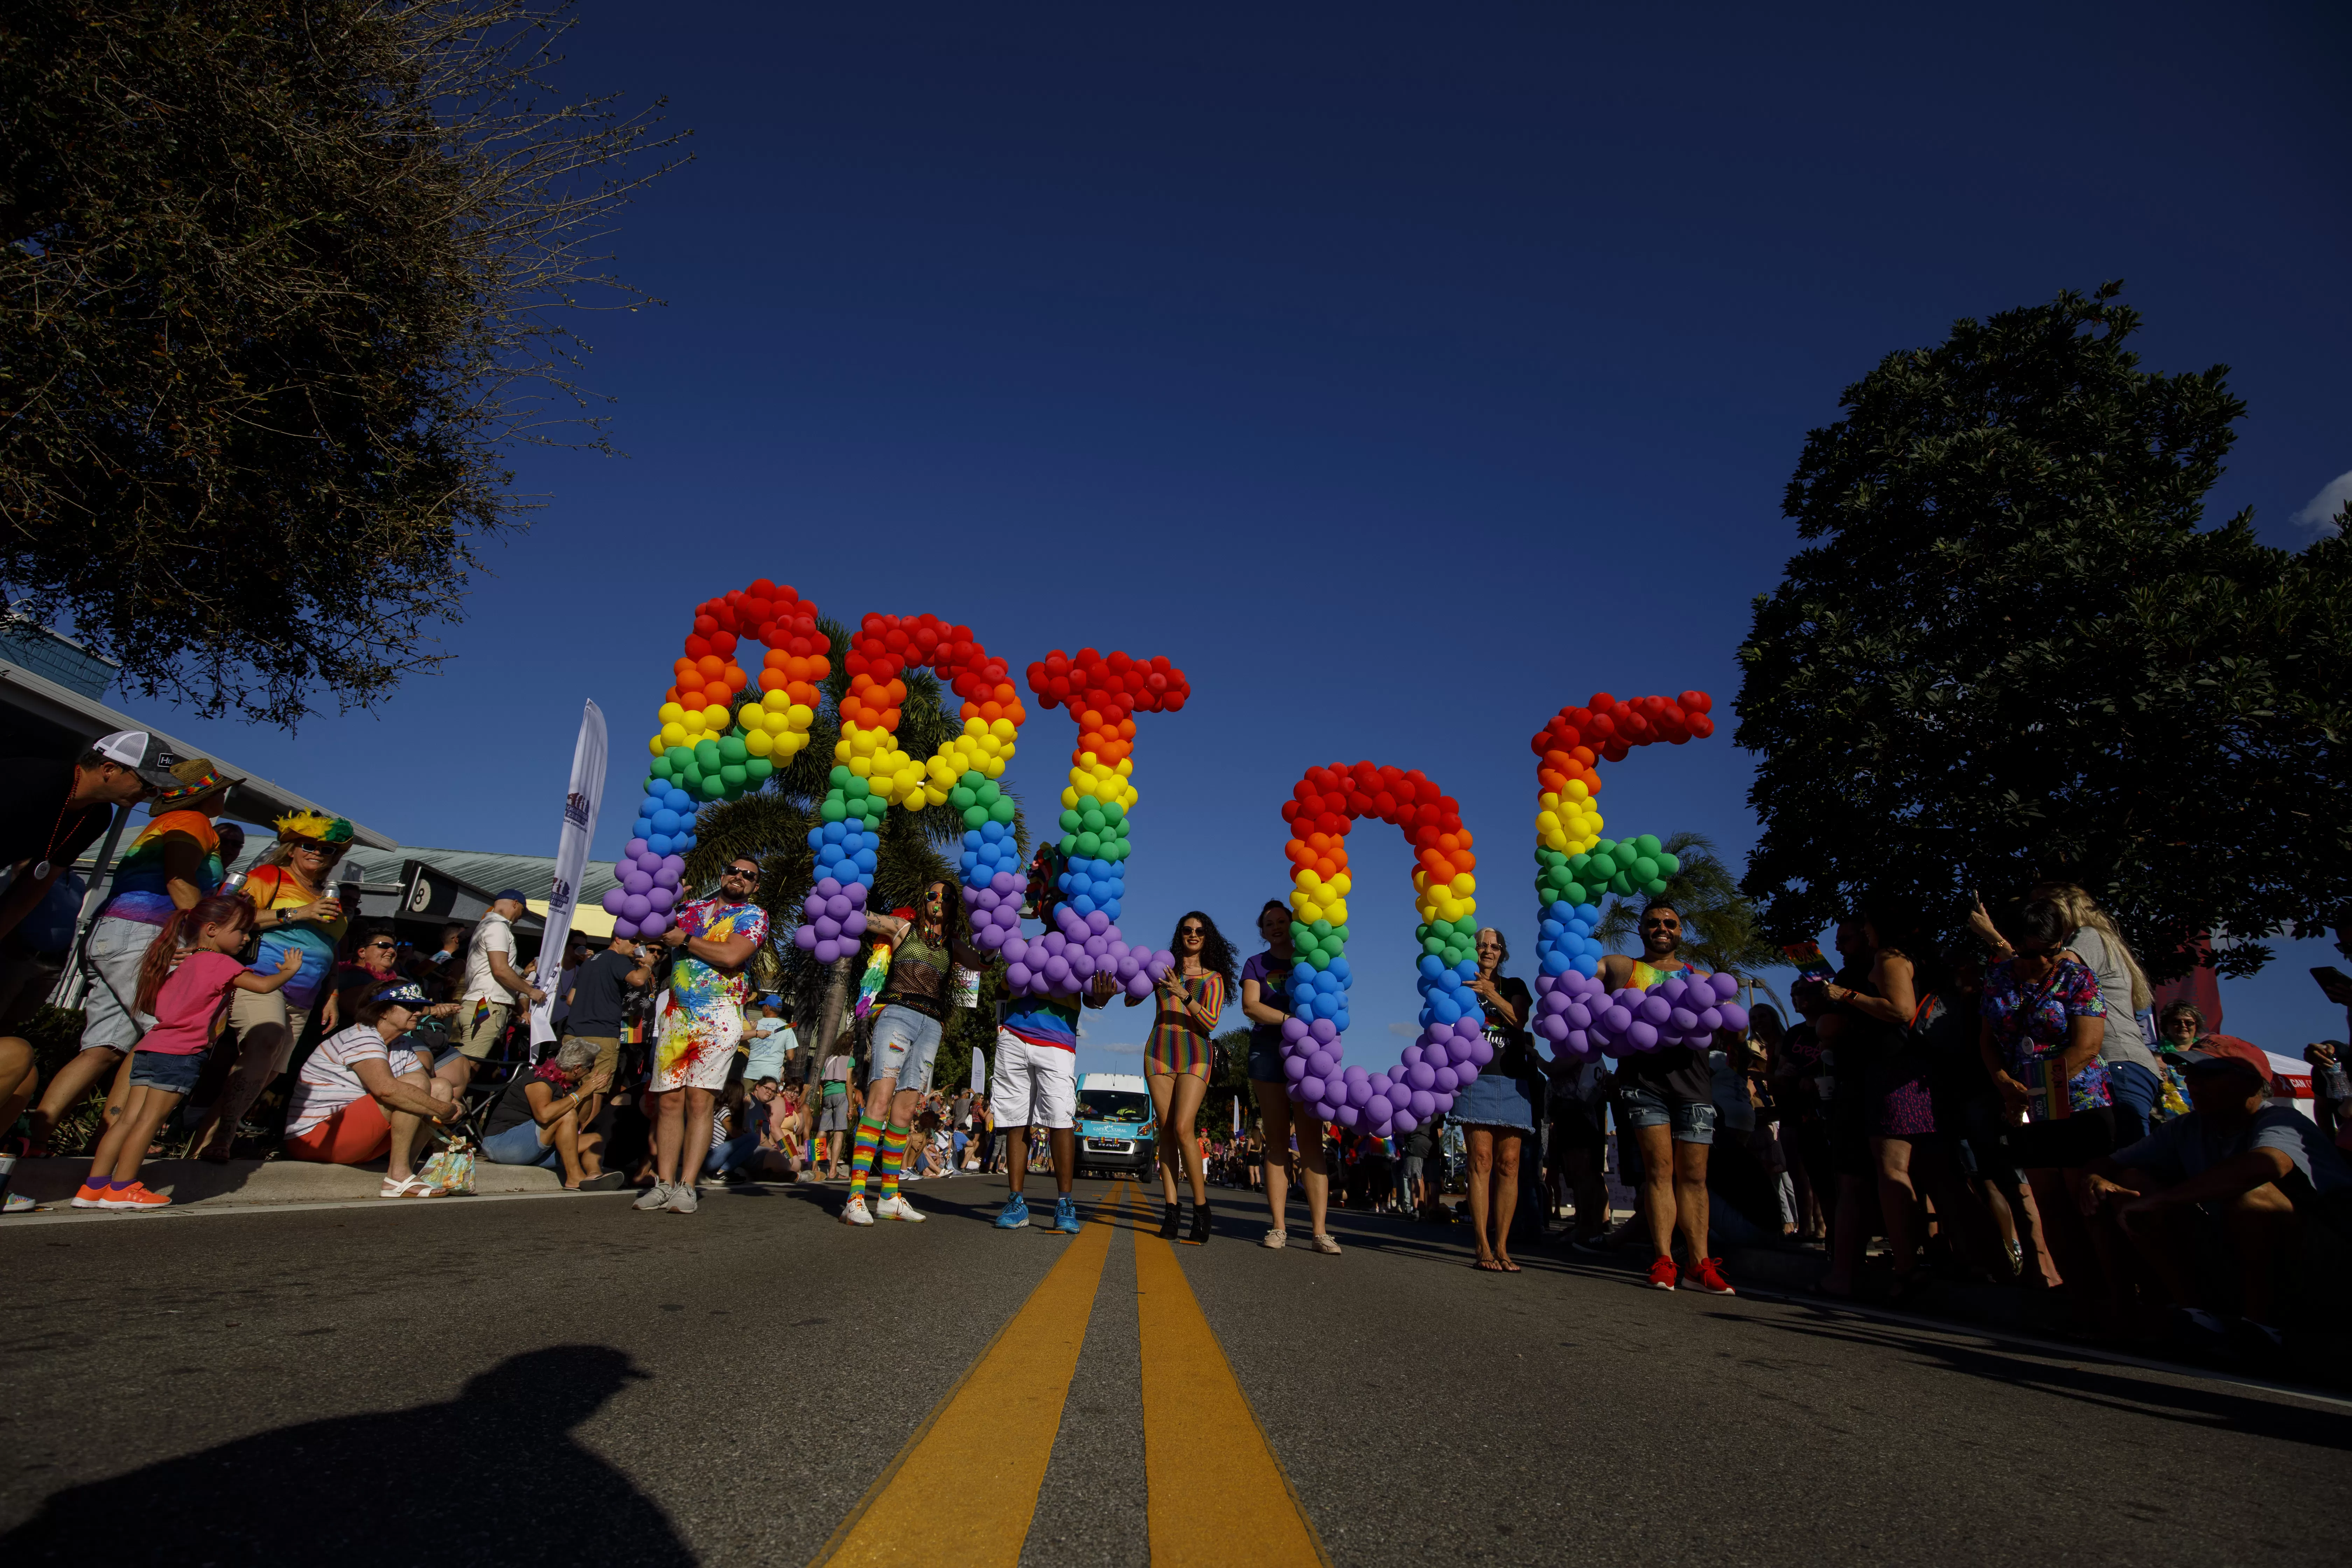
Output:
top-left (6, 1154), bottom-right (568, 1210)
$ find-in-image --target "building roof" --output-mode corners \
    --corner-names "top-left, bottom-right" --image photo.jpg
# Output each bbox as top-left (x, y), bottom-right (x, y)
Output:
top-left (0, 656), bottom-right (396, 849)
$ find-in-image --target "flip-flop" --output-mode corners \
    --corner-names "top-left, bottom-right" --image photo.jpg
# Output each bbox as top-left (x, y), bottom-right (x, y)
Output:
top-left (1474, 1257), bottom-right (1506, 1272)
top-left (379, 1176), bottom-right (444, 1199)
top-left (1498, 1258), bottom-right (1523, 1273)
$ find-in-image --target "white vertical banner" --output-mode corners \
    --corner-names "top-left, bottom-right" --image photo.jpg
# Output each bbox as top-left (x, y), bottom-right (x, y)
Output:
top-left (971, 1044), bottom-right (988, 1099)
top-left (531, 700), bottom-right (608, 1049)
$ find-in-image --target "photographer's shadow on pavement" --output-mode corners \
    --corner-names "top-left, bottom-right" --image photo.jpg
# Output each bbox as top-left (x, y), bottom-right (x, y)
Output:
top-left (3, 1346), bottom-right (692, 1566)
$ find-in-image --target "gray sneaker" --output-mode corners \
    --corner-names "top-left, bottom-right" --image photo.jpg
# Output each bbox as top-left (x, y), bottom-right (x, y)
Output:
top-left (664, 1183), bottom-right (699, 1214)
top-left (632, 1181), bottom-right (671, 1212)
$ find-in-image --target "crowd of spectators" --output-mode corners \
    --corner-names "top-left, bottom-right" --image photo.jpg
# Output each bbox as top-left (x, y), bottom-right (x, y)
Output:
top-left (5, 757), bottom-right (2347, 1373)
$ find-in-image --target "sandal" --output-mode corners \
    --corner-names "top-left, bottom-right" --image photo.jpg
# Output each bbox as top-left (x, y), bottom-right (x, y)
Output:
top-left (1498, 1256), bottom-right (1522, 1273)
top-left (379, 1175), bottom-right (445, 1199)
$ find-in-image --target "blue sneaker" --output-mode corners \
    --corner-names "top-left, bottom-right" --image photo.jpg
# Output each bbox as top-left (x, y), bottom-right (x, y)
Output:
top-left (994, 1194), bottom-right (1030, 1229)
top-left (1054, 1195), bottom-right (1081, 1234)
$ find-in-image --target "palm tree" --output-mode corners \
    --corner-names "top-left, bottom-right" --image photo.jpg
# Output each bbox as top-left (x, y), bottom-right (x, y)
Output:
top-left (1592, 831), bottom-right (1785, 1010)
top-left (684, 615), bottom-right (1026, 1056)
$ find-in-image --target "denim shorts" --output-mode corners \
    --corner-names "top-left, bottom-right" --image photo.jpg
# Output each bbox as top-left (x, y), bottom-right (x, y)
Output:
top-left (129, 1050), bottom-right (205, 1096)
top-left (1617, 1084), bottom-right (1716, 1145)
top-left (481, 1120), bottom-right (559, 1169)
top-left (1247, 1043), bottom-right (1286, 1083)
top-left (869, 1006), bottom-right (944, 1094)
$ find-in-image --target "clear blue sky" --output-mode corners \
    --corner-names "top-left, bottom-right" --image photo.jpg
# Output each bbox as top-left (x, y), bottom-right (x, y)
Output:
top-left (153, 2), bottom-right (2351, 1077)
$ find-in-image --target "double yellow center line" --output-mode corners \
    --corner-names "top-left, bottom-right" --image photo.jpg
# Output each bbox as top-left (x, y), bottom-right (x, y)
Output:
top-left (813, 1183), bottom-right (1327, 1567)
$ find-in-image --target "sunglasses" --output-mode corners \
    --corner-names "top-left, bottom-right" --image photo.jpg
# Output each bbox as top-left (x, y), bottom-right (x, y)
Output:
top-left (726, 866), bottom-right (761, 880)
top-left (363, 939), bottom-right (396, 951)
top-left (1178, 924), bottom-right (1205, 936)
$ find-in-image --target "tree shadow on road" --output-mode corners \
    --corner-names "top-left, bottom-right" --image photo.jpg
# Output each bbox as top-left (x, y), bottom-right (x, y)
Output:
top-left (1, 1345), bottom-right (691, 1566)
top-left (1725, 1310), bottom-right (2352, 1452)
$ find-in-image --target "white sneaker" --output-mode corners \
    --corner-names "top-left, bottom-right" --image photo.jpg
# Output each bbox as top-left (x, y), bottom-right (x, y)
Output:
top-left (664, 1184), bottom-right (699, 1214)
top-left (632, 1182), bottom-right (671, 1212)
top-left (877, 1194), bottom-right (928, 1223)
top-left (840, 1194), bottom-right (874, 1227)
top-left (1262, 1228), bottom-right (1288, 1249)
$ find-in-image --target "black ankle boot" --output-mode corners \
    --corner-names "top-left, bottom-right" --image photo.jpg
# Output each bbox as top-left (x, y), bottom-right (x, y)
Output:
top-left (1159, 1202), bottom-right (1181, 1239)
top-left (1189, 1198), bottom-right (1210, 1244)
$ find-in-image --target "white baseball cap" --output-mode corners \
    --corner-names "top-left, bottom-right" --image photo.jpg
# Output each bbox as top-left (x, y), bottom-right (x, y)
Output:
top-left (89, 729), bottom-right (193, 790)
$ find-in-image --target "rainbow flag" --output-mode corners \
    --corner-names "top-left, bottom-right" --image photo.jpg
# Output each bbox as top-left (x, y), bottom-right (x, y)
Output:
top-left (854, 940), bottom-right (891, 1021)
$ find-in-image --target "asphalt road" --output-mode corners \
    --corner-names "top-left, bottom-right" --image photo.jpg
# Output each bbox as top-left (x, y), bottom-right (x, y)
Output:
top-left (3, 1175), bottom-right (2346, 1567)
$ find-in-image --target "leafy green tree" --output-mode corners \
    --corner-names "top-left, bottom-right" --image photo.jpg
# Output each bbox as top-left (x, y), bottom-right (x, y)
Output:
top-left (0, 1), bottom-right (678, 725)
top-left (1736, 283), bottom-right (2348, 977)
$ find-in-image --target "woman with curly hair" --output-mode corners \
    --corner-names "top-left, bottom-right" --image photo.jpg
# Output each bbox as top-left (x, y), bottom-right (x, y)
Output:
top-left (1133, 910), bottom-right (1236, 1242)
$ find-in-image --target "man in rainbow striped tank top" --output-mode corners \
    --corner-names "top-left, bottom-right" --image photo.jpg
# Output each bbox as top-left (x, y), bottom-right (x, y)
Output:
top-left (1602, 898), bottom-right (1737, 1297)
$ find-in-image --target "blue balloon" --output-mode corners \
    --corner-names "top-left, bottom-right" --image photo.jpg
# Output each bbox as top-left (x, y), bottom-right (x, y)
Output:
top-left (648, 832), bottom-right (674, 855)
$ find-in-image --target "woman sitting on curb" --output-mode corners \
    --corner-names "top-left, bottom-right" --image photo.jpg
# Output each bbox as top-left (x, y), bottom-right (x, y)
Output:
top-left (480, 1036), bottom-right (622, 1189)
top-left (284, 981), bottom-right (469, 1197)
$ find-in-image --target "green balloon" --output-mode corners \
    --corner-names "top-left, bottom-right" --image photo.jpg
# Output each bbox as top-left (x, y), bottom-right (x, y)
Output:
top-left (1059, 833), bottom-right (1078, 856)
top-left (650, 756), bottom-right (674, 781)
top-left (1075, 831), bottom-right (1101, 856)
top-left (956, 787), bottom-right (981, 812)
top-left (989, 798), bottom-right (1016, 825)
top-left (693, 739), bottom-right (721, 768)
top-left (964, 805), bottom-right (988, 829)
top-left (719, 736), bottom-right (748, 764)
top-left (830, 765), bottom-right (852, 789)
top-left (1054, 806), bottom-right (1076, 829)
top-left (845, 775), bottom-right (870, 799)
top-left (976, 780), bottom-right (1001, 805)
top-left (1634, 833), bottom-right (1662, 856)
top-left (1100, 799), bottom-right (1125, 823)
top-left (1632, 856), bottom-right (1659, 882)
top-left (1609, 870), bottom-right (1634, 895)
top-left (1658, 853), bottom-right (1681, 876)
top-left (699, 775), bottom-right (726, 800)
top-left (819, 797), bottom-right (845, 823)
top-left (745, 757), bottom-right (774, 783)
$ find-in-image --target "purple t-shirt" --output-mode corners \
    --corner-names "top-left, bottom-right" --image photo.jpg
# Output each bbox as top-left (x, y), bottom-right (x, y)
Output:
top-left (1241, 952), bottom-right (1287, 1055)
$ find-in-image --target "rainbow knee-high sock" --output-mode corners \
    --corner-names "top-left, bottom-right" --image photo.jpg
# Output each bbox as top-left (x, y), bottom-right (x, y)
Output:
top-left (848, 1114), bottom-right (884, 1196)
top-left (879, 1124), bottom-right (911, 1201)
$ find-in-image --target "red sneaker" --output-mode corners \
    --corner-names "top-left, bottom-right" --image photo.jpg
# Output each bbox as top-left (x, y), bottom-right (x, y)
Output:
top-left (71, 1181), bottom-right (112, 1210)
top-left (107, 1182), bottom-right (172, 1211)
top-left (1687, 1256), bottom-right (1736, 1295)
top-left (1647, 1256), bottom-right (1678, 1291)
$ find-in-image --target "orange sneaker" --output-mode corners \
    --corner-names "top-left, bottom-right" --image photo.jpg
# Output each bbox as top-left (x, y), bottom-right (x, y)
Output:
top-left (71, 1181), bottom-right (112, 1209)
top-left (1647, 1256), bottom-right (1678, 1291)
top-left (1687, 1256), bottom-right (1735, 1295)
top-left (106, 1182), bottom-right (172, 1211)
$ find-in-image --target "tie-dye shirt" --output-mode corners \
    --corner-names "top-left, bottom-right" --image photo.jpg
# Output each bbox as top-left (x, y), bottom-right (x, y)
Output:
top-left (96, 811), bottom-right (224, 926)
top-left (239, 863), bottom-right (348, 1011)
top-left (667, 898), bottom-right (768, 1016)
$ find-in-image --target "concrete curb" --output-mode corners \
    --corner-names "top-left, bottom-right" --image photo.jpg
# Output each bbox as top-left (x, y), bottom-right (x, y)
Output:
top-left (6, 1155), bottom-right (567, 1207)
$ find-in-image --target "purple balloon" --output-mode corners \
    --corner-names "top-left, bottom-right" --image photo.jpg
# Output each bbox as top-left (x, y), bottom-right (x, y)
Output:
top-left (1298, 1074), bottom-right (1326, 1104)
top-left (625, 838), bottom-right (649, 859)
top-left (621, 893), bottom-right (651, 920)
top-left (614, 916), bottom-right (639, 938)
top-left (843, 911), bottom-right (866, 937)
top-left (1392, 1110), bottom-right (1418, 1134)
top-left (1283, 1055), bottom-right (1308, 1083)
top-left (623, 870), bottom-right (652, 896)
top-left (1006, 961), bottom-right (1033, 989)
top-left (601, 888), bottom-right (626, 915)
top-left (639, 912), bottom-right (668, 936)
top-left (646, 887), bottom-right (674, 913)
top-left (814, 938), bottom-right (840, 964)
top-left (1626, 1020), bottom-right (1659, 1050)
top-left (1334, 1103), bottom-right (1359, 1128)
top-left (1124, 975), bottom-right (1152, 1000)
top-left (1282, 1018), bottom-right (1311, 1043)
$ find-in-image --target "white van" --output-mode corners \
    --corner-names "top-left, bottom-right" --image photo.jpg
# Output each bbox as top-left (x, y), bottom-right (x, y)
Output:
top-left (1075, 1072), bottom-right (1156, 1179)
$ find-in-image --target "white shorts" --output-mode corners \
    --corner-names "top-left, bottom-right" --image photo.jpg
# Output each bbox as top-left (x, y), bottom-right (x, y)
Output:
top-left (990, 1030), bottom-right (1076, 1130)
top-left (653, 1003), bottom-right (741, 1093)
